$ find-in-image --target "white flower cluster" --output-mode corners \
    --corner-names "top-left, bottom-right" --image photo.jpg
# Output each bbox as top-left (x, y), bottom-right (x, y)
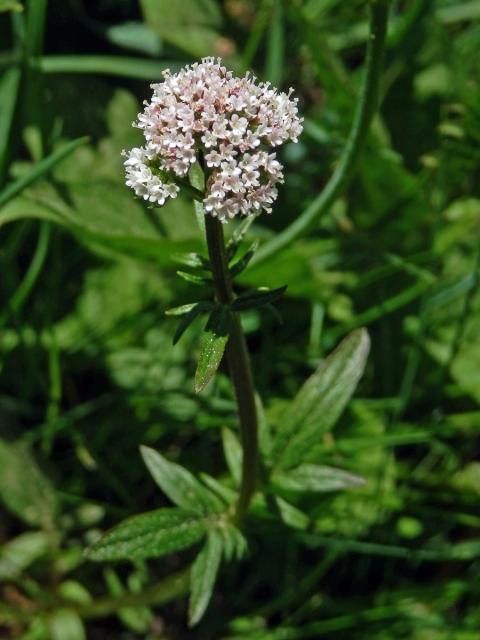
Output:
top-left (124, 57), bottom-right (303, 222)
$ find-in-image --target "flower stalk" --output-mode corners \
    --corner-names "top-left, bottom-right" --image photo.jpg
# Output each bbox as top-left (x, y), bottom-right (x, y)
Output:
top-left (204, 215), bottom-right (259, 522)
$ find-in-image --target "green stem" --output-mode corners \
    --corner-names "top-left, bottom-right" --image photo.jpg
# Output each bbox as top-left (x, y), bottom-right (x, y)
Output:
top-left (253, 1), bottom-right (390, 266)
top-left (204, 216), bottom-right (259, 523)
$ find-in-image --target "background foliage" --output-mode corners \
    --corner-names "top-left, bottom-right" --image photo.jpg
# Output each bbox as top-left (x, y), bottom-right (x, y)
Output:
top-left (1, 0), bottom-right (480, 638)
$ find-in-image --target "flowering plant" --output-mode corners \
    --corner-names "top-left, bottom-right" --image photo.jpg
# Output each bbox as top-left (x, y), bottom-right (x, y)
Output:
top-left (124, 57), bottom-right (302, 220)
top-left (85, 3), bottom-right (388, 623)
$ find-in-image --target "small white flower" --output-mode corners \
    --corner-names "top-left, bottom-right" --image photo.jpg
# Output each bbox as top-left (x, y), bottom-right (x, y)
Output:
top-left (123, 57), bottom-right (303, 220)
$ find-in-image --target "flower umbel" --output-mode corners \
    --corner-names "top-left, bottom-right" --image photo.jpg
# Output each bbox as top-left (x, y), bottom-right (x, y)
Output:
top-left (124, 57), bottom-right (303, 222)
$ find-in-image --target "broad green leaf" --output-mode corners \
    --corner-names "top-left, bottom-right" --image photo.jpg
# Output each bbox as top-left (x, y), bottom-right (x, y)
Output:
top-left (189, 529), bottom-right (223, 627)
top-left (105, 21), bottom-right (162, 56)
top-left (0, 137), bottom-right (88, 209)
top-left (0, 532), bottom-right (50, 580)
top-left (231, 286), bottom-right (287, 311)
top-left (86, 508), bottom-right (207, 561)
top-left (274, 329), bottom-right (370, 470)
top-left (222, 427), bottom-right (242, 486)
top-left (0, 438), bottom-right (57, 528)
top-left (47, 610), bottom-right (86, 640)
top-left (194, 305), bottom-right (232, 393)
top-left (271, 464), bottom-right (366, 493)
top-left (141, 0), bottom-right (227, 60)
top-left (140, 445), bottom-right (223, 514)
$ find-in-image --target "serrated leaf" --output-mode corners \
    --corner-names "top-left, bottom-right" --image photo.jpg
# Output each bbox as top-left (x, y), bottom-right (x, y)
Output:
top-left (0, 438), bottom-right (57, 528)
top-left (194, 305), bottom-right (231, 393)
top-left (231, 286), bottom-right (287, 311)
top-left (86, 508), bottom-right (207, 561)
top-left (172, 301), bottom-right (214, 345)
top-left (271, 464), bottom-right (366, 493)
top-left (229, 240), bottom-right (259, 276)
top-left (222, 428), bottom-right (242, 486)
top-left (140, 446), bottom-right (223, 514)
top-left (274, 329), bottom-right (370, 470)
top-left (188, 530), bottom-right (223, 627)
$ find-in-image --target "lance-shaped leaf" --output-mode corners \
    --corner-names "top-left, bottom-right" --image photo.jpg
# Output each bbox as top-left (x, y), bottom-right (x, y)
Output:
top-left (273, 329), bottom-right (370, 470)
top-left (194, 305), bottom-right (232, 393)
top-left (172, 252), bottom-right (210, 270)
top-left (229, 240), bottom-right (259, 276)
top-left (86, 508), bottom-right (207, 561)
top-left (231, 286), bottom-right (287, 311)
top-left (171, 300), bottom-right (214, 345)
top-left (176, 270), bottom-right (210, 285)
top-left (188, 529), bottom-right (223, 627)
top-left (226, 215), bottom-right (256, 261)
top-left (140, 446), bottom-right (223, 514)
top-left (221, 427), bottom-right (242, 486)
top-left (271, 464), bottom-right (366, 493)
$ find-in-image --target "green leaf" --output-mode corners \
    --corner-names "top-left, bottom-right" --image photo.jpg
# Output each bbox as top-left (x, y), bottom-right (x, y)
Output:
top-left (194, 305), bottom-right (232, 393)
top-left (0, 0), bottom-right (23, 12)
top-left (188, 530), bottom-right (223, 627)
top-left (226, 215), bottom-right (256, 261)
top-left (0, 438), bottom-right (57, 528)
top-left (141, 0), bottom-right (226, 60)
top-left (176, 270), bottom-right (210, 285)
top-left (271, 464), bottom-right (366, 493)
top-left (0, 532), bottom-right (50, 580)
top-left (104, 568), bottom-right (152, 633)
top-left (273, 329), bottom-right (370, 470)
top-left (140, 445), bottom-right (223, 514)
top-left (229, 240), bottom-right (259, 276)
top-left (86, 508), bottom-right (207, 562)
top-left (0, 67), bottom-right (21, 181)
top-left (0, 137), bottom-right (88, 209)
top-left (40, 55), bottom-right (178, 80)
top-left (219, 523), bottom-right (248, 562)
top-left (48, 610), bottom-right (86, 640)
top-left (222, 427), bottom-right (242, 486)
top-left (172, 301), bottom-right (214, 345)
top-left (231, 286), bottom-right (287, 311)
top-left (105, 21), bottom-right (162, 56)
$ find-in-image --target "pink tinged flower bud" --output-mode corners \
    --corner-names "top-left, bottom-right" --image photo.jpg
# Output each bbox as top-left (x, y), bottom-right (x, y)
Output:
top-left (123, 57), bottom-right (303, 220)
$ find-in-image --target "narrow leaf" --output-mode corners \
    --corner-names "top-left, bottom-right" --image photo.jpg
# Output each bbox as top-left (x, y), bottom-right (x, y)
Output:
top-left (140, 446), bottom-right (223, 514)
top-left (274, 329), bottom-right (370, 470)
top-left (172, 252), bottom-right (210, 270)
top-left (0, 532), bottom-right (50, 580)
top-left (172, 301), bottom-right (213, 345)
top-left (188, 530), bottom-right (223, 627)
top-left (221, 428), bottom-right (242, 486)
top-left (272, 464), bottom-right (366, 493)
top-left (226, 215), bottom-right (256, 260)
top-left (0, 137), bottom-right (88, 209)
top-left (176, 270), bottom-right (209, 285)
top-left (229, 240), bottom-right (259, 276)
top-left (231, 286), bottom-right (287, 311)
top-left (86, 508), bottom-right (207, 561)
top-left (194, 305), bottom-right (231, 393)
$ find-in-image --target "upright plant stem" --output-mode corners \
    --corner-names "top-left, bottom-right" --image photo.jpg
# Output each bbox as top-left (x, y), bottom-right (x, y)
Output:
top-left (253, 1), bottom-right (390, 266)
top-left (205, 216), bottom-right (259, 522)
